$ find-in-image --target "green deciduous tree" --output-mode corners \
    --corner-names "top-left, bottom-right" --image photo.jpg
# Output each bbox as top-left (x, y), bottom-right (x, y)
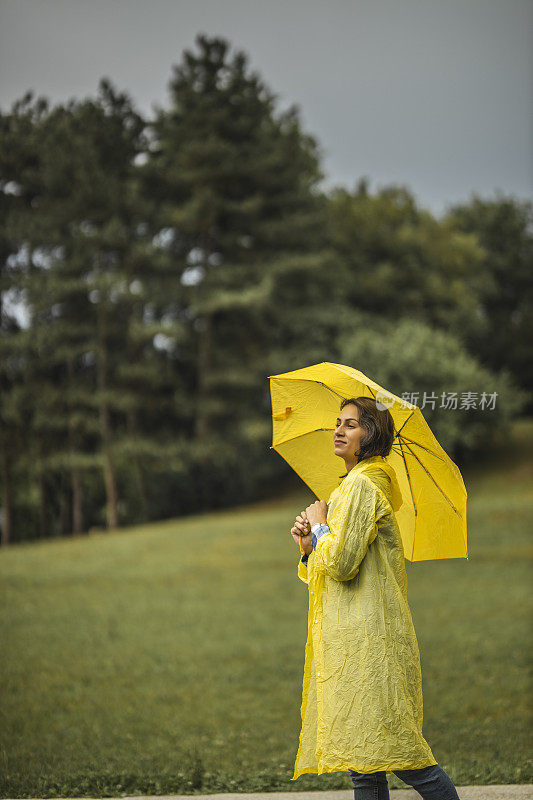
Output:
top-left (326, 180), bottom-right (487, 336)
top-left (336, 313), bottom-right (529, 463)
top-left (445, 193), bottom-right (533, 409)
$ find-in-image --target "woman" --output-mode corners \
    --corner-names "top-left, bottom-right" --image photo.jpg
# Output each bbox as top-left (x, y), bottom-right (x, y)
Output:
top-left (290, 397), bottom-right (460, 800)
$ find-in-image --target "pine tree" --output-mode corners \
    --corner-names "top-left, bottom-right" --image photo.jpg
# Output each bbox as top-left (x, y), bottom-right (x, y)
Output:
top-left (143, 34), bottom-right (331, 455)
top-left (0, 93), bottom-right (51, 544)
top-left (36, 80), bottom-right (156, 531)
top-left (8, 82), bottom-right (158, 534)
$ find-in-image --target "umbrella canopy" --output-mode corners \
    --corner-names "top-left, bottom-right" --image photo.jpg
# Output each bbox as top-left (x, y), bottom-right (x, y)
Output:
top-left (268, 361), bottom-right (467, 561)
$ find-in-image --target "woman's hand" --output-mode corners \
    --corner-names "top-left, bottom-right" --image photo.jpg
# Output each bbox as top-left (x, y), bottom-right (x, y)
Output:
top-left (305, 500), bottom-right (328, 528)
top-left (290, 510), bottom-right (313, 555)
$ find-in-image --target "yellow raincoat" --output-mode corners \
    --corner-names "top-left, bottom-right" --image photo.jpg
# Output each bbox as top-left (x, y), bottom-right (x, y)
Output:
top-left (292, 455), bottom-right (438, 779)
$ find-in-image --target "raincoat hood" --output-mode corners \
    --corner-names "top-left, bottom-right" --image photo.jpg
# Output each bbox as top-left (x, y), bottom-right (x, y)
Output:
top-left (343, 455), bottom-right (403, 513)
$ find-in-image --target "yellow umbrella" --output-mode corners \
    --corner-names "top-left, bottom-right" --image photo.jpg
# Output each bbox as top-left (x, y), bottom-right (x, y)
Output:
top-left (268, 361), bottom-right (467, 561)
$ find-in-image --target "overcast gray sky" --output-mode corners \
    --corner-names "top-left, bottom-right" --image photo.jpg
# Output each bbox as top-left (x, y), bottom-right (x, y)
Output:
top-left (1, 0), bottom-right (532, 216)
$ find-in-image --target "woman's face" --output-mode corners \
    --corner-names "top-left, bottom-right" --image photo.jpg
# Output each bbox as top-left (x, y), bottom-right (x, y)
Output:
top-left (334, 404), bottom-right (366, 459)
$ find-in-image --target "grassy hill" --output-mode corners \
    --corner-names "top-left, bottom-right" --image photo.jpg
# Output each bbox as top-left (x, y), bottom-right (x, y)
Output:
top-left (1, 419), bottom-right (532, 797)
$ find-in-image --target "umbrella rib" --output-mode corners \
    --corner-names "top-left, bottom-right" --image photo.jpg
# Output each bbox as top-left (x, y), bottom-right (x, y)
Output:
top-left (314, 381), bottom-right (346, 400)
top-left (396, 411), bottom-right (415, 436)
top-left (395, 437), bottom-right (418, 561)
top-left (269, 427), bottom-right (335, 448)
top-left (325, 381), bottom-right (390, 404)
top-left (393, 435), bottom-right (447, 462)
top-left (399, 440), bottom-right (463, 518)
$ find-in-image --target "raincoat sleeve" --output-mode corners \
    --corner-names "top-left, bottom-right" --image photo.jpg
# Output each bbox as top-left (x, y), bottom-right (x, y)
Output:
top-left (297, 522), bottom-right (328, 583)
top-left (313, 474), bottom-right (385, 582)
top-left (297, 556), bottom-right (309, 584)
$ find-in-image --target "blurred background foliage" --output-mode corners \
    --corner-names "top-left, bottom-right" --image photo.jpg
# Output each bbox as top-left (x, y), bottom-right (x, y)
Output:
top-left (1, 33), bottom-right (531, 544)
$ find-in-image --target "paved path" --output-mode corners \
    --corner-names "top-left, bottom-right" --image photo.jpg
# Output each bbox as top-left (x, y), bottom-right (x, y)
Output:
top-left (154, 790), bottom-right (532, 800)
top-left (17, 788), bottom-right (533, 800)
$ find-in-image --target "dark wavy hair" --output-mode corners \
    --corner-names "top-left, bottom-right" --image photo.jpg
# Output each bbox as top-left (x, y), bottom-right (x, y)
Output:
top-left (337, 396), bottom-right (395, 481)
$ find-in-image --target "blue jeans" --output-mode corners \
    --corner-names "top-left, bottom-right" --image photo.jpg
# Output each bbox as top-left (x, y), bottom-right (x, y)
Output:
top-left (350, 764), bottom-right (460, 799)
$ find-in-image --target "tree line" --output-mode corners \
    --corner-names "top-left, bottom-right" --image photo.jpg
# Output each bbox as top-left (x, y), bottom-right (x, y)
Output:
top-left (1, 34), bottom-right (531, 545)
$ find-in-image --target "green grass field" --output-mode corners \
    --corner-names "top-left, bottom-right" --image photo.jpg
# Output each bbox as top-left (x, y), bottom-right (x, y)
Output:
top-left (1, 420), bottom-right (532, 798)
